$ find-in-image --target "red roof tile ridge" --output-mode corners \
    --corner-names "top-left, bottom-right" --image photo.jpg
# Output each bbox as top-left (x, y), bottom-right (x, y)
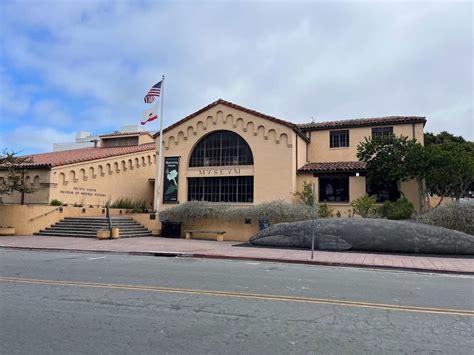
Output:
top-left (7, 143), bottom-right (156, 169)
top-left (297, 116), bottom-right (426, 130)
top-left (298, 161), bottom-right (367, 173)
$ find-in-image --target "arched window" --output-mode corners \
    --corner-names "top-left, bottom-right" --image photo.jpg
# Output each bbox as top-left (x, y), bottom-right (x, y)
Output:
top-left (187, 131), bottom-right (254, 203)
top-left (189, 130), bottom-right (253, 167)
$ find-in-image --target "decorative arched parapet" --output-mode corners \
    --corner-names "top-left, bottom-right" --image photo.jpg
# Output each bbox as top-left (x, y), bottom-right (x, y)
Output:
top-left (165, 135), bottom-right (177, 150)
top-left (69, 170), bottom-right (78, 183)
top-left (59, 172), bottom-right (67, 185)
top-left (186, 126), bottom-right (196, 139)
top-left (128, 159), bottom-right (133, 170)
top-left (206, 115), bottom-right (216, 127)
top-left (33, 175), bottom-right (40, 188)
top-left (141, 156), bottom-right (146, 167)
top-left (135, 157), bottom-right (140, 168)
top-left (177, 131), bottom-right (185, 144)
top-left (257, 125), bottom-right (266, 139)
top-left (216, 110), bottom-right (223, 123)
top-left (89, 167), bottom-right (96, 179)
top-left (196, 120), bottom-right (206, 132)
top-left (223, 114), bottom-right (233, 124)
top-left (98, 165), bottom-right (105, 177)
top-left (106, 163), bottom-right (113, 175)
top-left (121, 160), bottom-right (127, 172)
top-left (279, 133), bottom-right (292, 148)
top-left (244, 121), bottom-right (255, 134)
top-left (79, 168), bottom-right (88, 181)
top-left (266, 129), bottom-right (277, 142)
top-left (233, 117), bottom-right (245, 131)
top-left (114, 162), bottom-right (120, 173)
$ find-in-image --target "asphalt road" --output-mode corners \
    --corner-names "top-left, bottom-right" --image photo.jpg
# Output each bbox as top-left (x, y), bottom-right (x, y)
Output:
top-left (0, 250), bottom-right (473, 354)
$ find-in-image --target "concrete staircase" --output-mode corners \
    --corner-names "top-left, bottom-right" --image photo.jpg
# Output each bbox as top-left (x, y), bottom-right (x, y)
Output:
top-left (35, 217), bottom-right (152, 238)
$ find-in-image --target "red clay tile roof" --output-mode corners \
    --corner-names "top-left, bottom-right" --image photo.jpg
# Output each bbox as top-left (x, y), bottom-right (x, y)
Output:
top-left (298, 161), bottom-right (367, 173)
top-left (154, 98), bottom-right (310, 142)
top-left (297, 116), bottom-right (426, 131)
top-left (2, 143), bottom-right (156, 169)
top-left (99, 131), bottom-right (153, 138)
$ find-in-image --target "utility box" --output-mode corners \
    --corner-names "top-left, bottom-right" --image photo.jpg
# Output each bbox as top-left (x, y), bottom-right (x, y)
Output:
top-left (161, 222), bottom-right (182, 238)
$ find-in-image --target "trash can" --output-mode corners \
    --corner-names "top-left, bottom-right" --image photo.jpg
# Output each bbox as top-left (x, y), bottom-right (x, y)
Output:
top-left (161, 222), bottom-right (182, 238)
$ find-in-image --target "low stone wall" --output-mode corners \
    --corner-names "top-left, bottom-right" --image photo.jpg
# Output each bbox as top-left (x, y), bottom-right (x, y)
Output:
top-left (130, 213), bottom-right (161, 235)
top-left (0, 205), bottom-right (62, 236)
top-left (0, 205), bottom-right (155, 236)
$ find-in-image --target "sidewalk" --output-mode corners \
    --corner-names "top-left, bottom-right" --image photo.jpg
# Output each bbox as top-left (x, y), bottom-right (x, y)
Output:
top-left (1, 236), bottom-right (473, 274)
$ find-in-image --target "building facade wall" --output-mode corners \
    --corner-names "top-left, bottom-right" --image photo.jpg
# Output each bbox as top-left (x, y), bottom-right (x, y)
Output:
top-left (0, 169), bottom-right (51, 204)
top-left (49, 151), bottom-right (156, 207)
top-left (306, 122), bottom-right (425, 163)
top-left (156, 103), bottom-right (298, 208)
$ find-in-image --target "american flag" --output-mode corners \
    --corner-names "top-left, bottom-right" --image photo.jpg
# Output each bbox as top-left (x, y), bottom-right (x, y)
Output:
top-left (144, 80), bottom-right (162, 103)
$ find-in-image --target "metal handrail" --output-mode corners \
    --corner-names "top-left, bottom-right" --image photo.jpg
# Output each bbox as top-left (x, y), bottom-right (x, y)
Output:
top-left (106, 204), bottom-right (113, 238)
top-left (29, 207), bottom-right (61, 222)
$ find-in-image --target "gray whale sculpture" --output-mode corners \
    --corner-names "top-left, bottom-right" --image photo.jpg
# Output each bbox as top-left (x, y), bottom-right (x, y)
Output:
top-left (249, 218), bottom-right (474, 255)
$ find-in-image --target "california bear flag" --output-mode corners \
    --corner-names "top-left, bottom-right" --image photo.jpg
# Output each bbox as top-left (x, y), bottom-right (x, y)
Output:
top-left (141, 108), bottom-right (158, 125)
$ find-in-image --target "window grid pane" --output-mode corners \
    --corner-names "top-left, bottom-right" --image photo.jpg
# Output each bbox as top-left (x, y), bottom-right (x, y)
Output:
top-left (319, 177), bottom-right (349, 203)
top-left (188, 176), bottom-right (254, 203)
top-left (189, 131), bottom-right (254, 167)
top-left (329, 130), bottom-right (349, 148)
top-left (372, 126), bottom-right (394, 139)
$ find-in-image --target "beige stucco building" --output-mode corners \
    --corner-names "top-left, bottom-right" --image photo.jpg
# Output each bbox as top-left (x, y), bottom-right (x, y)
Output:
top-left (0, 131), bottom-right (157, 208)
top-left (1, 99), bottom-right (426, 215)
top-left (154, 99), bottom-right (425, 214)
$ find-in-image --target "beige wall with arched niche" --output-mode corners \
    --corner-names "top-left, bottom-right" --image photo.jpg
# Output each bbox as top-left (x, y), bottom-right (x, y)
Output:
top-left (306, 122), bottom-right (425, 163)
top-left (156, 102), bottom-right (300, 208)
top-left (48, 150), bottom-right (156, 207)
top-left (0, 169), bottom-right (51, 204)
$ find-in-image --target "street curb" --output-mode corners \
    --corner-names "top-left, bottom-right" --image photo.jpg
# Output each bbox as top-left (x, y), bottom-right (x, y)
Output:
top-left (2, 245), bottom-right (473, 275)
top-left (188, 253), bottom-right (474, 275)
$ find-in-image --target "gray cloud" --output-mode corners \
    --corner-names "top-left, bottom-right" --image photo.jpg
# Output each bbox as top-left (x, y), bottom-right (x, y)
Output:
top-left (1, 0), bottom-right (472, 152)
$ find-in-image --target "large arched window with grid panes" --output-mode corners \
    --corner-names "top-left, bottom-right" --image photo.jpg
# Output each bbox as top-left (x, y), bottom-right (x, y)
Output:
top-left (188, 130), bottom-right (254, 203)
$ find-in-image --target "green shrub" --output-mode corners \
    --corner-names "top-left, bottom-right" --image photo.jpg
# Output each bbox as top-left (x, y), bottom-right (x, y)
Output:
top-left (413, 203), bottom-right (473, 235)
top-left (350, 195), bottom-right (379, 218)
top-left (294, 181), bottom-right (315, 206)
top-left (109, 197), bottom-right (146, 212)
top-left (381, 197), bottom-right (415, 220)
top-left (50, 199), bottom-right (63, 206)
top-left (317, 203), bottom-right (334, 218)
top-left (160, 200), bottom-right (313, 223)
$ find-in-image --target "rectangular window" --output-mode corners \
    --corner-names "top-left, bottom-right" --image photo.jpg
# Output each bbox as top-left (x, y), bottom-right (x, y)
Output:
top-left (330, 130), bottom-right (349, 148)
top-left (187, 176), bottom-right (254, 203)
top-left (372, 126), bottom-right (393, 139)
top-left (366, 180), bottom-right (400, 203)
top-left (319, 176), bottom-right (349, 203)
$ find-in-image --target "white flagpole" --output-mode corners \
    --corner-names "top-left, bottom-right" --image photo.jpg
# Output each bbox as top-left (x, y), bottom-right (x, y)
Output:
top-left (155, 75), bottom-right (165, 216)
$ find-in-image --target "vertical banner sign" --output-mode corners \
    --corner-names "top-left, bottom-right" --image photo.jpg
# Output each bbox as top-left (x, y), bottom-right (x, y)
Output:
top-left (163, 157), bottom-right (179, 203)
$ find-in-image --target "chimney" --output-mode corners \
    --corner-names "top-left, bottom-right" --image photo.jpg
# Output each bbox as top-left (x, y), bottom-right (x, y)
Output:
top-left (90, 139), bottom-right (100, 148)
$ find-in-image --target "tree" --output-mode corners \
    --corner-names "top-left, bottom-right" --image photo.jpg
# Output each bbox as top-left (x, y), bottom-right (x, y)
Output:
top-left (424, 140), bottom-right (474, 206)
top-left (424, 131), bottom-right (466, 146)
top-left (357, 135), bottom-right (428, 211)
top-left (0, 149), bottom-right (37, 204)
top-left (357, 133), bottom-right (474, 211)
top-left (295, 181), bottom-right (315, 207)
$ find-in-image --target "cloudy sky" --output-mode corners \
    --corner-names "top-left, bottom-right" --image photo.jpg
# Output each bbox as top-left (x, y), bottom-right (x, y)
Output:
top-left (0, 0), bottom-right (472, 154)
